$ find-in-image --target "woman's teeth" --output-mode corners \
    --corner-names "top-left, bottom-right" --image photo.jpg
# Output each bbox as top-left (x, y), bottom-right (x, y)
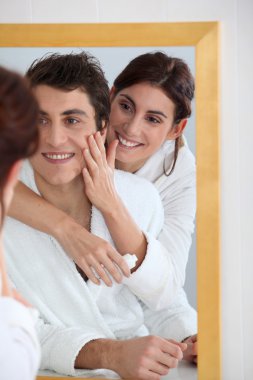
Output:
top-left (118, 134), bottom-right (140, 147)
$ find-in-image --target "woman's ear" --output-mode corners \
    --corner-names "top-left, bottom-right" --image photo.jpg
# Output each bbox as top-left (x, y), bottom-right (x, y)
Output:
top-left (167, 119), bottom-right (188, 140)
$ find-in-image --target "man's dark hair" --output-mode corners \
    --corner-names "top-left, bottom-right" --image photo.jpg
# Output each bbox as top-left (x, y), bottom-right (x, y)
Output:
top-left (26, 52), bottom-right (110, 131)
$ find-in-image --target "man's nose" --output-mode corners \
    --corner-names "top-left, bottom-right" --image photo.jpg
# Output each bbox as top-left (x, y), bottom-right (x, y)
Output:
top-left (45, 124), bottom-right (67, 147)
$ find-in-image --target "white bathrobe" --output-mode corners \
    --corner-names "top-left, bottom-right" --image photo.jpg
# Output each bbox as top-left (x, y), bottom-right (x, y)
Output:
top-left (4, 160), bottom-right (193, 377)
top-left (0, 275), bottom-right (40, 380)
top-left (136, 138), bottom-right (196, 292)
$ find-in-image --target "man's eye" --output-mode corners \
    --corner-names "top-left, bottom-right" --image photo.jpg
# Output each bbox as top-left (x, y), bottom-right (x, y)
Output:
top-left (146, 116), bottom-right (161, 124)
top-left (66, 118), bottom-right (78, 124)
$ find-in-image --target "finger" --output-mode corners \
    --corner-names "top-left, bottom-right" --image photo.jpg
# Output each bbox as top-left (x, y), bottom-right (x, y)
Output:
top-left (145, 358), bottom-right (170, 376)
top-left (137, 368), bottom-right (162, 380)
top-left (108, 251), bottom-right (131, 277)
top-left (82, 167), bottom-right (94, 188)
top-left (83, 148), bottom-right (99, 177)
top-left (153, 350), bottom-right (179, 369)
top-left (162, 340), bottom-right (183, 360)
top-left (168, 339), bottom-right (187, 352)
top-left (88, 134), bottom-right (104, 165)
top-left (101, 256), bottom-right (123, 283)
top-left (192, 341), bottom-right (198, 356)
top-left (106, 139), bottom-right (118, 169)
top-left (94, 131), bottom-right (107, 163)
top-left (91, 261), bottom-right (113, 287)
top-left (193, 355), bottom-right (198, 365)
top-left (77, 261), bottom-right (101, 285)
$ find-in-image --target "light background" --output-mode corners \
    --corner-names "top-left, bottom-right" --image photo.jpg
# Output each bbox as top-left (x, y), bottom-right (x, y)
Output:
top-left (0, 1), bottom-right (253, 379)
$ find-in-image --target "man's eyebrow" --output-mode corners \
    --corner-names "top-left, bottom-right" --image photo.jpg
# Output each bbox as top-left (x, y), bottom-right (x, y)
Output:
top-left (61, 109), bottom-right (88, 117)
top-left (39, 110), bottom-right (48, 115)
top-left (119, 94), bottom-right (167, 118)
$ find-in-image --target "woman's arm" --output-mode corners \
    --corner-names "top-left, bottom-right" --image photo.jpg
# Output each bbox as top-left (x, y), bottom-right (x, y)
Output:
top-left (83, 132), bottom-right (147, 271)
top-left (9, 181), bottom-right (69, 236)
top-left (8, 182), bottom-right (130, 286)
top-left (0, 245), bottom-right (12, 297)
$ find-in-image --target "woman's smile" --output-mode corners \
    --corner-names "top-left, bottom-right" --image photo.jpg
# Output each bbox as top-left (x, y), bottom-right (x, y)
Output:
top-left (116, 131), bottom-right (144, 149)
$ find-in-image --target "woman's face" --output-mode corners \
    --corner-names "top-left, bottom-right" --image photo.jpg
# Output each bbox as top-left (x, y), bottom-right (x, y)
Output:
top-left (107, 82), bottom-right (181, 173)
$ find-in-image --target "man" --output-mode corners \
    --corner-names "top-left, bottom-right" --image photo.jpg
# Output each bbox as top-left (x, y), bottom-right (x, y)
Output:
top-left (4, 52), bottom-right (196, 380)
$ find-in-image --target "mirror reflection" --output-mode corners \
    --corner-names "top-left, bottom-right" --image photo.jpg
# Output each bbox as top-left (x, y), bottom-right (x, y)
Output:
top-left (0, 46), bottom-right (197, 379)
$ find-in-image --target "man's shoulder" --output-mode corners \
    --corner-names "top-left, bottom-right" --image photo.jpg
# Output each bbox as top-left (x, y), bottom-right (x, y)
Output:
top-left (114, 169), bottom-right (163, 220)
top-left (114, 169), bottom-right (159, 198)
top-left (19, 160), bottom-right (37, 192)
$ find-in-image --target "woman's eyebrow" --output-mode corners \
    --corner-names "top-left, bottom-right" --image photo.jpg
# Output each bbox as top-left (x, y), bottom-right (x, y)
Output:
top-left (119, 94), bottom-right (136, 108)
top-left (119, 94), bottom-right (167, 118)
top-left (39, 110), bottom-right (48, 115)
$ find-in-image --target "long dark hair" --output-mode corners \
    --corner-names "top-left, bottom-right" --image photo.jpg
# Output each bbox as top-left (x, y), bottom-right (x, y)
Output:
top-left (113, 52), bottom-right (195, 175)
top-left (0, 67), bottom-right (39, 225)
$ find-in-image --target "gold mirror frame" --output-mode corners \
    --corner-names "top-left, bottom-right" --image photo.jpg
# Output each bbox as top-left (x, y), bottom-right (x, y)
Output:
top-left (0, 22), bottom-right (220, 380)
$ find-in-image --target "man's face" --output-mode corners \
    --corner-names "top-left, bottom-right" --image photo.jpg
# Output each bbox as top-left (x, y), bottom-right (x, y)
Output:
top-left (30, 85), bottom-right (97, 187)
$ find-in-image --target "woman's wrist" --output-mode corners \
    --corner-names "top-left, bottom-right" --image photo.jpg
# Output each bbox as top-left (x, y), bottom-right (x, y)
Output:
top-left (52, 212), bottom-right (77, 241)
top-left (101, 196), bottom-right (124, 220)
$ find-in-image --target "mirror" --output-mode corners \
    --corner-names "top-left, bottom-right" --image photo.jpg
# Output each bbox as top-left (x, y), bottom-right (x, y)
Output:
top-left (0, 22), bottom-right (220, 380)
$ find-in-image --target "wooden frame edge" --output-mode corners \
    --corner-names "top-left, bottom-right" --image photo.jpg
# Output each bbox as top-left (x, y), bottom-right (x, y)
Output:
top-left (0, 22), bottom-right (220, 380)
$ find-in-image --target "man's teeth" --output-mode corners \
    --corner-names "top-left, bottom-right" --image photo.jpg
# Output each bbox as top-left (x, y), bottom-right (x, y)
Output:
top-left (118, 135), bottom-right (140, 147)
top-left (44, 153), bottom-right (74, 160)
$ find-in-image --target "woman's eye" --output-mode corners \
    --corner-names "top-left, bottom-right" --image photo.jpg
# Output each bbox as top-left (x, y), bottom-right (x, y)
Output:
top-left (119, 102), bottom-right (132, 112)
top-left (38, 118), bottom-right (48, 126)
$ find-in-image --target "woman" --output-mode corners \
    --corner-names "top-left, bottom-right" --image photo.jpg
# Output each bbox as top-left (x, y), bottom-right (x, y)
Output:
top-left (9, 52), bottom-right (197, 359)
top-left (0, 67), bottom-right (40, 379)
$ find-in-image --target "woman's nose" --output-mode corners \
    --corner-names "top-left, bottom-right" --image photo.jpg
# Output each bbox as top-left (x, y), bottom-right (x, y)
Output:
top-left (122, 117), bottom-right (141, 136)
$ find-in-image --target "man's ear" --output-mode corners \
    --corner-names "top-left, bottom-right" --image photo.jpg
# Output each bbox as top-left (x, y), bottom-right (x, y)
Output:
top-left (167, 119), bottom-right (188, 140)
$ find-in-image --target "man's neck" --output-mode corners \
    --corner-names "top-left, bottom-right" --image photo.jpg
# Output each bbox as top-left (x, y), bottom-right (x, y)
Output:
top-left (34, 172), bottom-right (91, 227)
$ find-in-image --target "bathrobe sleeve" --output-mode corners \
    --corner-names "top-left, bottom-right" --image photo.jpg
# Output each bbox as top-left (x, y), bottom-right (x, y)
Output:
top-left (0, 297), bottom-right (40, 380)
top-left (119, 173), bottom-right (179, 311)
top-left (141, 288), bottom-right (197, 342)
top-left (35, 315), bottom-right (109, 377)
top-left (122, 147), bottom-right (196, 309)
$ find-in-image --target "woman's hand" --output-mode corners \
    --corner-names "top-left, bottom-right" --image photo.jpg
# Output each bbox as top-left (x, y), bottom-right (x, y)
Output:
top-left (54, 215), bottom-right (130, 287)
top-left (82, 132), bottom-right (120, 214)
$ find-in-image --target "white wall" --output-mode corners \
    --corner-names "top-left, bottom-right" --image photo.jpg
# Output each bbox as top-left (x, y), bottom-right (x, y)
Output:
top-left (1, 1), bottom-right (252, 379)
